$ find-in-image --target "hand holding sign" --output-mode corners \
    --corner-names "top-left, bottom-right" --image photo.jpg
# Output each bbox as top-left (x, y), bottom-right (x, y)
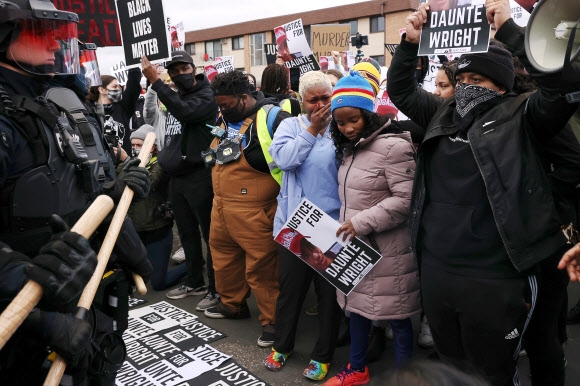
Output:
top-left (141, 55), bottom-right (160, 83)
top-left (485, 0), bottom-right (512, 30)
top-left (405, 3), bottom-right (430, 44)
top-left (336, 220), bottom-right (357, 242)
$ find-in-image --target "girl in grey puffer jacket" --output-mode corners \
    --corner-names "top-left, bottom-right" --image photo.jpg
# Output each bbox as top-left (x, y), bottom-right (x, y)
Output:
top-left (324, 72), bottom-right (420, 386)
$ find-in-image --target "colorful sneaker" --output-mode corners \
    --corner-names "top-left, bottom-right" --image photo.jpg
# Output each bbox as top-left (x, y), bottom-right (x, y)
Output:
top-left (303, 360), bottom-right (330, 381)
top-left (324, 364), bottom-right (370, 386)
top-left (264, 348), bottom-right (290, 371)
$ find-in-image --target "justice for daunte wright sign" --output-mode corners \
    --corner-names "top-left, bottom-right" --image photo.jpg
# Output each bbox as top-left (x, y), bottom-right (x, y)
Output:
top-left (115, 0), bottom-right (171, 68)
top-left (418, 0), bottom-right (490, 55)
top-left (274, 199), bottom-right (382, 295)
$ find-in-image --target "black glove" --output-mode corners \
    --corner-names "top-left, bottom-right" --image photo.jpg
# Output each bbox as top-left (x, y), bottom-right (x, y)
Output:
top-left (23, 309), bottom-right (93, 369)
top-left (26, 231), bottom-right (97, 312)
top-left (0, 243), bottom-right (32, 303)
top-left (113, 216), bottom-right (153, 283)
top-left (104, 158), bottom-right (150, 201)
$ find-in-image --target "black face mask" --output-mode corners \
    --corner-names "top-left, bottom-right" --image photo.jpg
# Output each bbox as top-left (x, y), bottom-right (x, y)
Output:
top-left (221, 97), bottom-right (246, 123)
top-left (172, 73), bottom-right (195, 92)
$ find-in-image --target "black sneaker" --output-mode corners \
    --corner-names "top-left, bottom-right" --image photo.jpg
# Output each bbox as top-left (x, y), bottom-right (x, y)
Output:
top-left (204, 301), bottom-right (250, 319)
top-left (567, 302), bottom-right (580, 324)
top-left (258, 324), bottom-right (275, 347)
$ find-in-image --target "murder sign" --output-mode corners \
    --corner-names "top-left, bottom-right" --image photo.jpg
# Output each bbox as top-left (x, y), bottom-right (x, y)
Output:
top-left (418, 0), bottom-right (490, 55)
top-left (115, 0), bottom-right (171, 68)
top-left (310, 24), bottom-right (351, 62)
top-left (274, 199), bottom-right (382, 295)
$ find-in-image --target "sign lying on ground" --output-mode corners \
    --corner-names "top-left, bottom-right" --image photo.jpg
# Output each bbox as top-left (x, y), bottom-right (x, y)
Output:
top-left (275, 199), bottom-right (382, 295)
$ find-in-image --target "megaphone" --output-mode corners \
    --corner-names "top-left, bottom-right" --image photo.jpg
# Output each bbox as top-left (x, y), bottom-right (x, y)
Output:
top-left (525, 0), bottom-right (580, 102)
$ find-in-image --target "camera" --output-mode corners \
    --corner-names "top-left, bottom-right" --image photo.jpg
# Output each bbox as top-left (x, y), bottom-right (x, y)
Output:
top-left (155, 201), bottom-right (174, 221)
top-left (103, 126), bottom-right (119, 148)
top-left (351, 33), bottom-right (368, 49)
top-left (206, 124), bottom-right (227, 140)
top-left (201, 148), bottom-right (216, 168)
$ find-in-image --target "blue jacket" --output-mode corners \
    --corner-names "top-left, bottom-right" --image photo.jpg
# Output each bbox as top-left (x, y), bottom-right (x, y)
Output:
top-left (269, 115), bottom-right (341, 235)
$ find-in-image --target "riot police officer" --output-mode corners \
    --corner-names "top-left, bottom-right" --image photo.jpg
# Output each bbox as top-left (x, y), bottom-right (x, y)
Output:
top-left (0, 0), bottom-right (153, 384)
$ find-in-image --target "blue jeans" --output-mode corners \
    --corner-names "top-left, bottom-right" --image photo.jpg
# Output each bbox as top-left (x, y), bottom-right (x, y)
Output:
top-left (350, 312), bottom-right (413, 370)
top-left (145, 226), bottom-right (186, 290)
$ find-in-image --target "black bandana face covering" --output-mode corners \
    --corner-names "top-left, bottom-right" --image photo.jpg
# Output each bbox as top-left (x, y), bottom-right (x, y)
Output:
top-left (452, 83), bottom-right (503, 133)
top-left (454, 84), bottom-right (502, 118)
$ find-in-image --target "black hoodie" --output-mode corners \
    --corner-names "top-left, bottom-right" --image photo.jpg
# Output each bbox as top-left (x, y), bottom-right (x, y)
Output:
top-left (154, 73), bottom-right (218, 175)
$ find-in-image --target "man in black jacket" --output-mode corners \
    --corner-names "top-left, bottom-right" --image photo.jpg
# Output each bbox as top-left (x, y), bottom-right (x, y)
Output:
top-left (387, 3), bottom-right (578, 385)
top-left (142, 52), bottom-right (220, 311)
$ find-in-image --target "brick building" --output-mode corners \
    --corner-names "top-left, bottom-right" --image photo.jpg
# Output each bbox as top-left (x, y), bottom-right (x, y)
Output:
top-left (184, 0), bottom-right (419, 82)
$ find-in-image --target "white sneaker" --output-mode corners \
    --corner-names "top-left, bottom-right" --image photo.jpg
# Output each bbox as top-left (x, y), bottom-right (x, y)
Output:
top-left (171, 247), bottom-right (186, 264)
top-left (418, 315), bottom-right (435, 348)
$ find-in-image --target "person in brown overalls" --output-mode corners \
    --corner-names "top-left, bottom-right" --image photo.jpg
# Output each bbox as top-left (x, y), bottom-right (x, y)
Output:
top-left (204, 70), bottom-right (291, 347)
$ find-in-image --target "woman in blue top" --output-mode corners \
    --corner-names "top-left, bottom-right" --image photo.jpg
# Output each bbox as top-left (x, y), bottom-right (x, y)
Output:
top-left (264, 71), bottom-right (342, 381)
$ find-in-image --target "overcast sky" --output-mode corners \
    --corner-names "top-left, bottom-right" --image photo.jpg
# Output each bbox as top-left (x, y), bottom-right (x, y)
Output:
top-left (98, 0), bottom-right (368, 75)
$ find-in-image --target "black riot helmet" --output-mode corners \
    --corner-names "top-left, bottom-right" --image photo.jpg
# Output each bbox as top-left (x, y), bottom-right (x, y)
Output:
top-left (0, 0), bottom-right (80, 76)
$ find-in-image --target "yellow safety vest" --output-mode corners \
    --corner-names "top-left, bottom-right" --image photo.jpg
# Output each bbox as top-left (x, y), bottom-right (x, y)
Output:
top-left (257, 105), bottom-right (283, 185)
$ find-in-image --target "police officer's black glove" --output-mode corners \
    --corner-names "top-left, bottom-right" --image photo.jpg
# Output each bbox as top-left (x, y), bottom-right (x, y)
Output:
top-left (26, 231), bottom-right (98, 312)
top-left (104, 158), bottom-right (150, 201)
top-left (113, 216), bottom-right (153, 283)
top-left (23, 309), bottom-right (93, 369)
top-left (0, 243), bottom-right (32, 304)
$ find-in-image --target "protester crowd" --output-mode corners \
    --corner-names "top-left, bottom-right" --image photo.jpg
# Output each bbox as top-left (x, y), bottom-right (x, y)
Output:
top-left (1, 0), bottom-right (580, 385)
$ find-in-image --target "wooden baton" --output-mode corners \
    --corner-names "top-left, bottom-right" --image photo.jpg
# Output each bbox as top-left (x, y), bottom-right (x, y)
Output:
top-left (44, 131), bottom-right (156, 386)
top-left (0, 194), bottom-right (115, 350)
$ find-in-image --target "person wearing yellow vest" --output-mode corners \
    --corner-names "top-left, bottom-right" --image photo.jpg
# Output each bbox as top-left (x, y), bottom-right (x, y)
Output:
top-left (205, 70), bottom-right (292, 348)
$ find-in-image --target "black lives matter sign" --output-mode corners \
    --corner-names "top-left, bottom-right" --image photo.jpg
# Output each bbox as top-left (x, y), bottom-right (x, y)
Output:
top-left (115, 0), bottom-right (171, 67)
top-left (418, 2), bottom-right (490, 56)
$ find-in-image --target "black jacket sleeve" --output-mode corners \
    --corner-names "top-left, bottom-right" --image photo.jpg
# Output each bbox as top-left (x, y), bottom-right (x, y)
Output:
top-left (386, 37), bottom-right (446, 131)
top-left (495, 18), bottom-right (579, 142)
top-left (152, 78), bottom-right (217, 124)
top-left (120, 67), bottom-right (143, 119)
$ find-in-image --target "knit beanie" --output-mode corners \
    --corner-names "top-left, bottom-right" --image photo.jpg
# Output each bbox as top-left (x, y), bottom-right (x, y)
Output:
top-left (454, 40), bottom-right (515, 91)
top-left (130, 124), bottom-right (159, 148)
top-left (352, 61), bottom-right (381, 96)
top-left (331, 70), bottom-right (375, 113)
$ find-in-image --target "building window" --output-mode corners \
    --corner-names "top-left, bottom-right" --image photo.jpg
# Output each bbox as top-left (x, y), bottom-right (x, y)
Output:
top-left (184, 43), bottom-right (195, 55)
top-left (370, 55), bottom-right (385, 67)
top-left (232, 36), bottom-right (244, 50)
top-left (341, 20), bottom-right (358, 35)
top-left (370, 16), bottom-right (385, 33)
top-left (250, 32), bottom-right (266, 66)
top-left (205, 40), bottom-right (222, 60)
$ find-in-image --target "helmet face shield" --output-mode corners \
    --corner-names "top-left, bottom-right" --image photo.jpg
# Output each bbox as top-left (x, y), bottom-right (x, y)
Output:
top-left (79, 46), bottom-right (102, 88)
top-left (8, 18), bottom-right (80, 75)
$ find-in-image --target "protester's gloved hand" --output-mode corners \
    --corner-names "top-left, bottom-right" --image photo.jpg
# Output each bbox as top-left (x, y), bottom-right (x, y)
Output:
top-left (113, 216), bottom-right (153, 283)
top-left (104, 158), bottom-right (150, 201)
top-left (24, 309), bottom-right (93, 369)
top-left (26, 216), bottom-right (97, 312)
